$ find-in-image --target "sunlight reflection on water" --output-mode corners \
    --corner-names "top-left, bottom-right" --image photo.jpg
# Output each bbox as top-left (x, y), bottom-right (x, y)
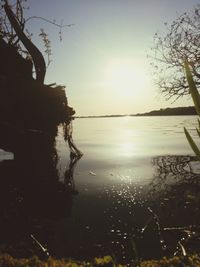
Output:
top-left (0, 149), bottom-right (13, 161)
top-left (53, 116), bottom-right (200, 262)
top-left (1, 116), bottom-right (200, 262)
top-left (56, 115), bottom-right (199, 185)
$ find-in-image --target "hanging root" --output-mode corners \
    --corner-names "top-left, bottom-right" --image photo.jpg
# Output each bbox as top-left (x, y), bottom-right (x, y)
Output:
top-left (63, 120), bottom-right (83, 158)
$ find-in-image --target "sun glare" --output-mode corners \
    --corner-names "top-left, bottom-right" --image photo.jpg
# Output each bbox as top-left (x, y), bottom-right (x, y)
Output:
top-left (103, 60), bottom-right (150, 97)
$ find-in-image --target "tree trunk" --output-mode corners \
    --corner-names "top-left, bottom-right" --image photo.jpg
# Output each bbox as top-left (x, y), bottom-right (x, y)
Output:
top-left (4, 1), bottom-right (46, 86)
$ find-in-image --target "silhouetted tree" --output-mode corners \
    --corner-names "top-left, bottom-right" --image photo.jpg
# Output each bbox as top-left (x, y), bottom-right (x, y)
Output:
top-left (0, 0), bottom-right (73, 85)
top-left (0, 0), bottom-right (46, 85)
top-left (150, 4), bottom-right (200, 101)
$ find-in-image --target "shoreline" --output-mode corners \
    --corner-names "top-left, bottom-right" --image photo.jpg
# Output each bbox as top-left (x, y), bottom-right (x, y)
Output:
top-left (74, 106), bottom-right (197, 118)
top-left (0, 252), bottom-right (199, 267)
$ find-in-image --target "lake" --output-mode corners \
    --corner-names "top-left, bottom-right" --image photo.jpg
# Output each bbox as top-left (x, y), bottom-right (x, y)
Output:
top-left (54, 115), bottom-right (200, 263)
top-left (58, 115), bottom-right (199, 181)
top-left (1, 115), bottom-right (200, 264)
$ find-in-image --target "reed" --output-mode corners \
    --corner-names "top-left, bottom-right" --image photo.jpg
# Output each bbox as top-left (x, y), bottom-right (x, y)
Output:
top-left (184, 61), bottom-right (200, 160)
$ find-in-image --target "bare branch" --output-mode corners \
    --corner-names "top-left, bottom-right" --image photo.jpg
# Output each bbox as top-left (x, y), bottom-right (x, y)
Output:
top-left (150, 5), bottom-right (200, 100)
top-left (25, 16), bottom-right (74, 29)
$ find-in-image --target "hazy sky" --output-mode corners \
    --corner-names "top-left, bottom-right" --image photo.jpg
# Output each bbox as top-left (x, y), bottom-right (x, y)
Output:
top-left (26, 0), bottom-right (200, 116)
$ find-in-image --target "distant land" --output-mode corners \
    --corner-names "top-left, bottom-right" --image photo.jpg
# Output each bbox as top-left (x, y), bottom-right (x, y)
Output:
top-left (75, 106), bottom-right (197, 118)
top-left (135, 106), bottom-right (197, 116)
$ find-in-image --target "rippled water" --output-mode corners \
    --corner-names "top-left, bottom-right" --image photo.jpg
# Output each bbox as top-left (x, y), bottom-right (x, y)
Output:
top-left (1, 115), bottom-right (200, 263)
top-left (57, 116), bottom-right (199, 183)
top-left (54, 116), bottom-right (200, 263)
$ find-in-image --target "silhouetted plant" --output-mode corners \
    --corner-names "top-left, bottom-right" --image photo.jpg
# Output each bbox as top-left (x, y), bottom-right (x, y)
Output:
top-left (150, 5), bottom-right (200, 101)
top-left (0, 0), bottom-right (73, 80)
top-left (184, 61), bottom-right (200, 160)
top-left (0, 0), bottom-right (81, 157)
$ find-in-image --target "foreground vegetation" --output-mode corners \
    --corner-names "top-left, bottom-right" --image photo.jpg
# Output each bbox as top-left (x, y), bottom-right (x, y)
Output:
top-left (1, 253), bottom-right (200, 267)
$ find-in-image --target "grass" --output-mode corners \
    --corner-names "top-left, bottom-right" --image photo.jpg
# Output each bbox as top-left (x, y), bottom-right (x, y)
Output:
top-left (1, 253), bottom-right (200, 267)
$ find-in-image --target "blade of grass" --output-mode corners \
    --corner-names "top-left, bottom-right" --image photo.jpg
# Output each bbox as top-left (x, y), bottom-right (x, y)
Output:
top-left (196, 128), bottom-right (200, 138)
top-left (184, 61), bottom-right (200, 116)
top-left (184, 127), bottom-right (200, 160)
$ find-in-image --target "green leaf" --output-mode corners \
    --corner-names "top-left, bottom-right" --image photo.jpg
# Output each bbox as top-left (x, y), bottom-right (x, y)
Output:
top-left (198, 119), bottom-right (200, 129)
top-left (184, 61), bottom-right (200, 116)
top-left (197, 128), bottom-right (200, 138)
top-left (184, 127), bottom-right (200, 160)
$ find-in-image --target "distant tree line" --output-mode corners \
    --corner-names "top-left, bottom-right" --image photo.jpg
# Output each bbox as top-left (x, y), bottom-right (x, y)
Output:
top-left (136, 106), bottom-right (196, 116)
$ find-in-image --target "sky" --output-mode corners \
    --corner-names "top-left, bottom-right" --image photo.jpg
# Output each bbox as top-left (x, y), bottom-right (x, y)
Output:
top-left (24, 0), bottom-right (200, 116)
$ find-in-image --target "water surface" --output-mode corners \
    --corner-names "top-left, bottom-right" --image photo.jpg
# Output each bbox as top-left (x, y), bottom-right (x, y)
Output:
top-left (1, 115), bottom-right (200, 263)
top-left (54, 116), bottom-right (200, 262)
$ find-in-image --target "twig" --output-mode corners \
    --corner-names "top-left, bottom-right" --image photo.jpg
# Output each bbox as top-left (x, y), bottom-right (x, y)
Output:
top-left (178, 241), bottom-right (187, 256)
top-left (25, 16), bottom-right (75, 28)
top-left (147, 207), bottom-right (167, 251)
top-left (30, 234), bottom-right (50, 258)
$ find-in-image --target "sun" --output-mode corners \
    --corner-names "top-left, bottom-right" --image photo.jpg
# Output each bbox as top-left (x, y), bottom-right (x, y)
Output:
top-left (103, 59), bottom-right (149, 97)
